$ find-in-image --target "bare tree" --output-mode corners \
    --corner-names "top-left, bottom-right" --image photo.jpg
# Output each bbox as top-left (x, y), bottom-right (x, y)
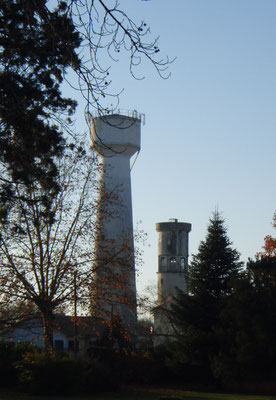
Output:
top-left (0, 143), bottom-right (116, 349)
top-left (64, 0), bottom-right (173, 114)
top-left (0, 298), bottom-right (37, 334)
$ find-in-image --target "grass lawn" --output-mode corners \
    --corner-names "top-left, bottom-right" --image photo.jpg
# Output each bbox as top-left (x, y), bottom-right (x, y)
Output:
top-left (1, 386), bottom-right (276, 400)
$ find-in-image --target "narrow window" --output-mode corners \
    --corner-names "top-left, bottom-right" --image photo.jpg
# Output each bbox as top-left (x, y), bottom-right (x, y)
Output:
top-left (180, 257), bottom-right (185, 270)
top-left (170, 257), bottom-right (177, 268)
top-left (161, 257), bottom-right (166, 268)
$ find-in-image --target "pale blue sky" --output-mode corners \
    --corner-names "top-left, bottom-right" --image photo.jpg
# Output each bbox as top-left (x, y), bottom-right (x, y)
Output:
top-left (71, 1), bottom-right (276, 293)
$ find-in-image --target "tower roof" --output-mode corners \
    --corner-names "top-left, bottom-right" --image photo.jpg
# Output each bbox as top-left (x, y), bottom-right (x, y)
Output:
top-left (156, 219), bottom-right (192, 233)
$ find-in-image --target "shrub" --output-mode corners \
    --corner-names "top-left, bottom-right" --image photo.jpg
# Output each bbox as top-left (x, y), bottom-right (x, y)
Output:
top-left (16, 350), bottom-right (118, 395)
top-left (112, 353), bottom-right (168, 385)
top-left (0, 340), bottom-right (36, 387)
top-left (83, 358), bottom-right (118, 393)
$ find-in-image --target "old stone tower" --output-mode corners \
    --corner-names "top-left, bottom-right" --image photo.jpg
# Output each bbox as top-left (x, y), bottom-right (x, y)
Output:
top-left (156, 218), bottom-right (192, 303)
top-left (154, 218), bottom-right (192, 343)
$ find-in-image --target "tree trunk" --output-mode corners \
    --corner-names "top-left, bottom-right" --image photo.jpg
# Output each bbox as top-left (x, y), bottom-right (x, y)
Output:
top-left (41, 311), bottom-right (54, 351)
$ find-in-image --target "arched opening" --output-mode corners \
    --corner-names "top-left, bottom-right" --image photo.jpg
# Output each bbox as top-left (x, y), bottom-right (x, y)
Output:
top-left (180, 257), bottom-right (185, 271)
top-left (170, 257), bottom-right (177, 269)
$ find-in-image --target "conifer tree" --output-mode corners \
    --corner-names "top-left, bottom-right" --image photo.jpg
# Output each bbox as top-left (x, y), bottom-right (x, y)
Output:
top-left (169, 212), bottom-right (243, 382)
top-left (189, 211), bottom-right (243, 299)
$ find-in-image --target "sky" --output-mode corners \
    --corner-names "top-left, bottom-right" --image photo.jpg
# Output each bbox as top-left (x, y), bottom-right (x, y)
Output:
top-left (71, 0), bottom-right (276, 294)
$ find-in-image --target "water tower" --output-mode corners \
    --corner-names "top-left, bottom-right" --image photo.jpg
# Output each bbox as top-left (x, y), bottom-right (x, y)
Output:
top-left (156, 218), bottom-right (192, 303)
top-left (90, 111), bottom-right (144, 326)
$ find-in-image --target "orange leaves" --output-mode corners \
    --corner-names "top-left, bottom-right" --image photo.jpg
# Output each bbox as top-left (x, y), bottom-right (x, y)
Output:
top-left (257, 211), bottom-right (276, 258)
top-left (263, 235), bottom-right (276, 257)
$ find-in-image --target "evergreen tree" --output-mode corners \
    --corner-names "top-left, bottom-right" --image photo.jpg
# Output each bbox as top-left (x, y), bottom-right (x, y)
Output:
top-left (169, 212), bottom-right (243, 384)
top-left (0, 0), bottom-right (81, 198)
top-left (189, 211), bottom-right (243, 299)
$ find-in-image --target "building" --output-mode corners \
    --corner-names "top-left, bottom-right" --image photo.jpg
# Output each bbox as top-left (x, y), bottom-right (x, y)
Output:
top-left (154, 218), bottom-right (192, 343)
top-left (1, 314), bottom-right (104, 357)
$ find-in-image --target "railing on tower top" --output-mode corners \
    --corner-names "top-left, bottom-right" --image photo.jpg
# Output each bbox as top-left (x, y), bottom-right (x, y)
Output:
top-left (88, 109), bottom-right (146, 125)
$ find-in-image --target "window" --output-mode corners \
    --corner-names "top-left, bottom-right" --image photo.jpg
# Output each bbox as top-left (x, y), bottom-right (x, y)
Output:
top-left (161, 257), bottom-right (166, 269)
top-left (170, 257), bottom-right (177, 268)
top-left (180, 257), bottom-right (185, 270)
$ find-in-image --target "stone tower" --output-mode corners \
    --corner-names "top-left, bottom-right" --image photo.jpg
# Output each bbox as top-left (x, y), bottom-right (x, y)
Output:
top-left (90, 111), bottom-right (144, 327)
top-left (156, 218), bottom-right (192, 304)
top-left (154, 218), bottom-right (192, 344)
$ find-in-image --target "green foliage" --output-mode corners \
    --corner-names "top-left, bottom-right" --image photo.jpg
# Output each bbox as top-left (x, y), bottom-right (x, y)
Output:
top-left (0, 340), bottom-right (36, 387)
top-left (88, 321), bottom-right (168, 385)
top-left (109, 353), bottom-right (168, 385)
top-left (214, 274), bottom-right (276, 383)
top-left (0, 340), bottom-right (122, 395)
top-left (169, 289), bottom-right (218, 378)
top-left (166, 214), bottom-right (276, 388)
top-left (0, 0), bottom-right (80, 198)
top-left (171, 272), bottom-right (276, 385)
top-left (247, 256), bottom-right (276, 286)
top-left (16, 349), bottom-right (118, 395)
top-left (89, 319), bottom-right (134, 362)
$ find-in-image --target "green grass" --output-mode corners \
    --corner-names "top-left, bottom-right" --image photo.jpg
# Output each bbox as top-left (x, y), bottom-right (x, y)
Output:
top-left (140, 386), bottom-right (276, 400)
top-left (1, 386), bottom-right (276, 400)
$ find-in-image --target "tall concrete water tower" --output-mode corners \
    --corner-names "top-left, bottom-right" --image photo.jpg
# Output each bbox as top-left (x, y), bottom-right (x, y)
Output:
top-left (90, 111), bottom-right (144, 326)
top-left (156, 218), bottom-right (192, 303)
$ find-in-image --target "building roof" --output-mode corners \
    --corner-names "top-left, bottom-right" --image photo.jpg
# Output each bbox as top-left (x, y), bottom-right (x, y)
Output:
top-left (1, 313), bottom-right (108, 340)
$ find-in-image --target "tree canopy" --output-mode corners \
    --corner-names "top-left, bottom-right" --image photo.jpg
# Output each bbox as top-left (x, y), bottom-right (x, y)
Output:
top-left (247, 210), bottom-right (276, 285)
top-left (257, 211), bottom-right (276, 258)
top-left (0, 0), bottom-right (171, 203)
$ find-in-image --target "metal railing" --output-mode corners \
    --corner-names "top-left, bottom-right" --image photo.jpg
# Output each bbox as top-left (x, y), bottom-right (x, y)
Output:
top-left (89, 109), bottom-right (146, 125)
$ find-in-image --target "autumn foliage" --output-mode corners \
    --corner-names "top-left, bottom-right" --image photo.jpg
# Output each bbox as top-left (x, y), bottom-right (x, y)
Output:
top-left (257, 211), bottom-right (276, 258)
